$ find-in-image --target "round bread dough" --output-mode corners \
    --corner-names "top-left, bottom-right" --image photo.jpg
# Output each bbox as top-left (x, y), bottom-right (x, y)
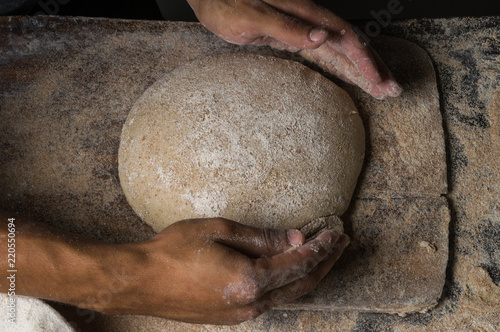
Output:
top-left (118, 53), bottom-right (365, 233)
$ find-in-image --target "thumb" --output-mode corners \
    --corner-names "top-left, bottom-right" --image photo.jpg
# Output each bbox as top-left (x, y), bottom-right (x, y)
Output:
top-left (206, 218), bottom-right (305, 258)
top-left (256, 12), bottom-right (329, 49)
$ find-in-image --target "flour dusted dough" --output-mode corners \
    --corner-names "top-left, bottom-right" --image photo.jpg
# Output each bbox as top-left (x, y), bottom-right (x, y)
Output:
top-left (118, 54), bottom-right (364, 233)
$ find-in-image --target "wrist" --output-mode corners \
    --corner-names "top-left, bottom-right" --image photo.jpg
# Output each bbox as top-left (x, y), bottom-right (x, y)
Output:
top-left (75, 242), bottom-right (149, 315)
top-left (0, 213), bottom-right (152, 316)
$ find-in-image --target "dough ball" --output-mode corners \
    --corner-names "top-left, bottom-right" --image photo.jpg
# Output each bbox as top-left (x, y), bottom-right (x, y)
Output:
top-left (118, 54), bottom-right (364, 232)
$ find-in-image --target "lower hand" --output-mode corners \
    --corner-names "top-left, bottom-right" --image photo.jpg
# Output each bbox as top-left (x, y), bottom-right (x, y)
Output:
top-left (109, 218), bottom-right (349, 325)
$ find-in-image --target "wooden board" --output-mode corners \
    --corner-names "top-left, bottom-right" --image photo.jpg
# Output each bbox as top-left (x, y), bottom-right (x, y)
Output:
top-left (0, 16), bottom-right (448, 315)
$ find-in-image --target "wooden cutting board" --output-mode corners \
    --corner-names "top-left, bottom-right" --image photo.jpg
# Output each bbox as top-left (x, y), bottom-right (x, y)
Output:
top-left (0, 16), bottom-right (448, 315)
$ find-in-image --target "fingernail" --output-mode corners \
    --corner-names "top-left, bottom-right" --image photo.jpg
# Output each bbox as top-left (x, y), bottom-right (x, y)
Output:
top-left (328, 230), bottom-right (339, 244)
top-left (287, 229), bottom-right (304, 246)
top-left (309, 28), bottom-right (328, 43)
top-left (388, 81), bottom-right (403, 97)
top-left (334, 235), bottom-right (350, 249)
top-left (317, 230), bottom-right (339, 244)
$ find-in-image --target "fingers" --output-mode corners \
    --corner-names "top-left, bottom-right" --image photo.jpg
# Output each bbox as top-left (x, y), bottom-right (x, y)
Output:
top-left (260, 233), bottom-right (349, 305)
top-left (264, 0), bottom-right (349, 31)
top-left (241, 1), bottom-right (329, 49)
top-left (253, 230), bottom-right (342, 293)
top-left (201, 218), bottom-right (306, 258)
top-left (162, 218), bottom-right (349, 324)
top-left (300, 41), bottom-right (402, 99)
top-left (334, 30), bottom-right (382, 85)
top-left (191, 0), bottom-right (402, 99)
top-left (233, 233), bottom-right (349, 321)
top-left (299, 45), bottom-right (356, 84)
top-left (264, 0), bottom-right (389, 87)
top-left (329, 32), bottom-right (403, 97)
top-left (207, 221), bottom-right (346, 296)
top-left (191, 0), bottom-right (329, 49)
top-left (366, 44), bottom-right (404, 97)
top-left (264, 0), bottom-right (403, 99)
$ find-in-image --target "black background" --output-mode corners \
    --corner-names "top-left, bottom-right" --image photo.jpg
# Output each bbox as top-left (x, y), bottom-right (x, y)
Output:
top-left (21, 0), bottom-right (500, 21)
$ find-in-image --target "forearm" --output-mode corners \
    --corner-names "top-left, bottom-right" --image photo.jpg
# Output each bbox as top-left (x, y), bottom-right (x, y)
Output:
top-left (0, 210), bottom-right (143, 312)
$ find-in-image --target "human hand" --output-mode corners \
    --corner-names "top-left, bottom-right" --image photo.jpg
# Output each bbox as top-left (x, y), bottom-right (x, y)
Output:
top-left (0, 211), bottom-right (348, 326)
top-left (111, 218), bottom-right (349, 325)
top-left (186, 0), bottom-right (403, 99)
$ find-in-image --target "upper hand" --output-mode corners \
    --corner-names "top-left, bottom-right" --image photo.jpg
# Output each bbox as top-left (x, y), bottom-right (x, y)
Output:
top-left (186, 0), bottom-right (403, 99)
top-left (110, 218), bottom-right (349, 325)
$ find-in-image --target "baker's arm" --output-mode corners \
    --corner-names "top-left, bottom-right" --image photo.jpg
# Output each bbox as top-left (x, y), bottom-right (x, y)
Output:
top-left (0, 210), bottom-right (143, 311)
top-left (0, 210), bottom-right (348, 325)
top-left (185, 0), bottom-right (403, 100)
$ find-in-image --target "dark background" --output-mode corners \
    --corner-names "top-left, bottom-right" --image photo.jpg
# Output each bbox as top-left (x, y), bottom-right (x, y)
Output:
top-left (3, 0), bottom-right (499, 20)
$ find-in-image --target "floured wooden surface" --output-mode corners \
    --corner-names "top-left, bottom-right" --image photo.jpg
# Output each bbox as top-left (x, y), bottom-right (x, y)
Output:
top-left (346, 37), bottom-right (447, 199)
top-left (281, 197), bottom-right (449, 314)
top-left (0, 16), bottom-right (448, 320)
